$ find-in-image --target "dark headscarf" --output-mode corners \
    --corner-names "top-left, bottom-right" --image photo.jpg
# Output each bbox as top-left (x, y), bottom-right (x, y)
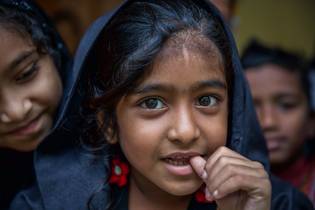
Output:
top-left (9, 0), bottom-right (314, 210)
top-left (0, 0), bottom-right (71, 209)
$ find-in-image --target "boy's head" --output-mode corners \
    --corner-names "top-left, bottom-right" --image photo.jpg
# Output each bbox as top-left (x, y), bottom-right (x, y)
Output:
top-left (241, 40), bottom-right (314, 168)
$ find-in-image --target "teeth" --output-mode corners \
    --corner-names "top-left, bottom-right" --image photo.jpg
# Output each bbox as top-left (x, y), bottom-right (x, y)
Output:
top-left (165, 158), bottom-right (189, 166)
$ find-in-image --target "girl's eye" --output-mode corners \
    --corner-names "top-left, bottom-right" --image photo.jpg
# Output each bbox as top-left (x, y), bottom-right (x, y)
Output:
top-left (140, 98), bottom-right (166, 109)
top-left (278, 101), bottom-right (299, 111)
top-left (196, 95), bottom-right (218, 107)
top-left (16, 61), bottom-right (39, 83)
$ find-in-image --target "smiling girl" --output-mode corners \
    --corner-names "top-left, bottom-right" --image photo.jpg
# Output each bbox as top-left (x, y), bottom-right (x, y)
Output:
top-left (0, 0), bottom-right (71, 209)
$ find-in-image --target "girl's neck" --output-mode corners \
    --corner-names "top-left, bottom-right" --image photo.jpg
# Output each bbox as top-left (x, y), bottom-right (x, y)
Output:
top-left (128, 175), bottom-right (192, 210)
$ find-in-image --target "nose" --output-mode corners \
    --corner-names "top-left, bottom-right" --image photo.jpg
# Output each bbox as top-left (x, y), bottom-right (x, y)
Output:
top-left (258, 104), bottom-right (278, 131)
top-left (167, 105), bottom-right (200, 144)
top-left (0, 96), bottom-right (32, 123)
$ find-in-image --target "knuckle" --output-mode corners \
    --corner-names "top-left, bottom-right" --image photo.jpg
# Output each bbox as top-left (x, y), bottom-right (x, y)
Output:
top-left (225, 163), bottom-right (236, 174)
top-left (231, 174), bottom-right (243, 184)
top-left (217, 155), bottom-right (228, 166)
top-left (217, 146), bottom-right (227, 154)
top-left (252, 161), bottom-right (264, 169)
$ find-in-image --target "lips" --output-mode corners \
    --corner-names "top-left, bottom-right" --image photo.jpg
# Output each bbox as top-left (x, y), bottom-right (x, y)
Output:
top-left (265, 136), bottom-right (286, 151)
top-left (162, 152), bottom-right (203, 176)
top-left (4, 113), bottom-right (42, 136)
top-left (163, 152), bottom-right (202, 166)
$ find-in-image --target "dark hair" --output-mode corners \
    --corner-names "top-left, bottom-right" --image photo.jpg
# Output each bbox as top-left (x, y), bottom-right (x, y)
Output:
top-left (0, 4), bottom-right (61, 69)
top-left (82, 0), bottom-right (233, 209)
top-left (241, 40), bottom-right (311, 107)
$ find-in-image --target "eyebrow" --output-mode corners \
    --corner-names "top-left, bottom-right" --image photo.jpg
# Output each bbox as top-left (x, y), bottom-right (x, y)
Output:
top-left (274, 93), bottom-right (303, 99)
top-left (8, 50), bottom-right (37, 71)
top-left (133, 79), bottom-right (227, 94)
top-left (191, 80), bottom-right (227, 92)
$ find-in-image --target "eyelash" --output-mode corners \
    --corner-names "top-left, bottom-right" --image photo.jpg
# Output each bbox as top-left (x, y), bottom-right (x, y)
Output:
top-left (195, 95), bottom-right (220, 107)
top-left (138, 97), bottom-right (166, 110)
top-left (16, 61), bottom-right (39, 83)
top-left (138, 94), bottom-right (221, 110)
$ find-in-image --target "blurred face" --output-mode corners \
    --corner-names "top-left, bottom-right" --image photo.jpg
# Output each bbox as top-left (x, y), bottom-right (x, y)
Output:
top-left (245, 64), bottom-right (311, 166)
top-left (0, 27), bottom-right (62, 151)
top-left (115, 45), bottom-right (228, 200)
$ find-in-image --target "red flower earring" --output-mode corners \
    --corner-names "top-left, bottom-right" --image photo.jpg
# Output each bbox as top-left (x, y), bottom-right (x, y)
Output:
top-left (109, 157), bottom-right (129, 187)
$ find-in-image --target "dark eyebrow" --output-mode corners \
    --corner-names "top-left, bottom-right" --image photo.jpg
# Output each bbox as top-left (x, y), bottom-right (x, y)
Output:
top-left (8, 50), bottom-right (37, 71)
top-left (191, 80), bottom-right (227, 91)
top-left (274, 93), bottom-right (302, 99)
top-left (133, 79), bottom-right (226, 94)
top-left (133, 84), bottom-right (175, 94)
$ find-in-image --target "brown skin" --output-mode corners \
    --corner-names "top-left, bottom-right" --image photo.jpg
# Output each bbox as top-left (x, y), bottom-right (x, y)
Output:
top-left (109, 42), bottom-right (270, 210)
top-left (245, 64), bottom-right (313, 169)
top-left (190, 147), bottom-right (271, 210)
top-left (0, 27), bottom-right (62, 151)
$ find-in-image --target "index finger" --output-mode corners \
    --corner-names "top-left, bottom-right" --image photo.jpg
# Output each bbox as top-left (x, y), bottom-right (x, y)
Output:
top-left (190, 156), bottom-right (207, 180)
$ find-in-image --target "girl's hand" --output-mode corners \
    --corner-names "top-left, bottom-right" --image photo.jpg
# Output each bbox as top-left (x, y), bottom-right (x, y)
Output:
top-left (190, 146), bottom-right (271, 210)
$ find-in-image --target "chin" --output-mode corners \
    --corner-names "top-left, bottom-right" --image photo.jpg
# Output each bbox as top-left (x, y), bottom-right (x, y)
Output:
top-left (10, 132), bottom-right (47, 152)
top-left (163, 180), bottom-right (203, 196)
top-left (270, 154), bottom-right (291, 167)
top-left (11, 139), bottom-right (42, 152)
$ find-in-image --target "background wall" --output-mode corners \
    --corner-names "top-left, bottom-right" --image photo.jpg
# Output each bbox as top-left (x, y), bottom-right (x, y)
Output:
top-left (36, 0), bottom-right (315, 59)
top-left (36, 0), bottom-right (123, 54)
top-left (235, 0), bottom-right (315, 58)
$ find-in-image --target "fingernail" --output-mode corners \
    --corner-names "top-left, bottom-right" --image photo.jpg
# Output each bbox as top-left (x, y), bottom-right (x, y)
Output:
top-left (0, 113), bottom-right (10, 123)
top-left (213, 190), bottom-right (218, 198)
top-left (205, 188), bottom-right (213, 201)
top-left (201, 171), bottom-right (208, 180)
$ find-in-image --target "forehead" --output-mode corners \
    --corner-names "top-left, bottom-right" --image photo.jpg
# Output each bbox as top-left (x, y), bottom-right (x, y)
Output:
top-left (0, 26), bottom-right (35, 77)
top-left (140, 47), bottom-right (226, 89)
top-left (150, 31), bottom-right (224, 77)
top-left (161, 30), bottom-right (223, 63)
top-left (0, 25), bottom-right (33, 48)
top-left (246, 64), bottom-right (304, 95)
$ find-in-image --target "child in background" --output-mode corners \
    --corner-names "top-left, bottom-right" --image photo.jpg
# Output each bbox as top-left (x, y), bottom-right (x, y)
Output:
top-left (10, 0), bottom-right (314, 210)
top-left (242, 40), bottom-right (315, 206)
top-left (0, 0), bottom-right (71, 209)
top-left (309, 57), bottom-right (315, 110)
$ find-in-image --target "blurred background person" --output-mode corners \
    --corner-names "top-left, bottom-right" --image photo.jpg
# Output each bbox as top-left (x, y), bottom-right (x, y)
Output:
top-left (309, 57), bottom-right (315, 111)
top-left (241, 40), bottom-right (315, 206)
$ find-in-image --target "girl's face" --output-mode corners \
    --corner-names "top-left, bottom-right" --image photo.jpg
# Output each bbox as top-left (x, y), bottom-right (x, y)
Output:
top-left (0, 27), bottom-right (62, 151)
top-left (115, 44), bottom-right (228, 197)
top-left (245, 64), bottom-right (311, 166)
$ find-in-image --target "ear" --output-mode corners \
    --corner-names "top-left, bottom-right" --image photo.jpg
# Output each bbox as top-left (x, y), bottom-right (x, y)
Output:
top-left (97, 111), bottom-right (118, 144)
top-left (104, 125), bottom-right (118, 144)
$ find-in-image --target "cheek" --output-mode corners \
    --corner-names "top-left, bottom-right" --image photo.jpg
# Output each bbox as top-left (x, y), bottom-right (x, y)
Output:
top-left (34, 67), bottom-right (63, 112)
top-left (282, 111), bottom-right (309, 143)
top-left (118, 115), bottom-right (165, 159)
top-left (200, 110), bottom-right (228, 151)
